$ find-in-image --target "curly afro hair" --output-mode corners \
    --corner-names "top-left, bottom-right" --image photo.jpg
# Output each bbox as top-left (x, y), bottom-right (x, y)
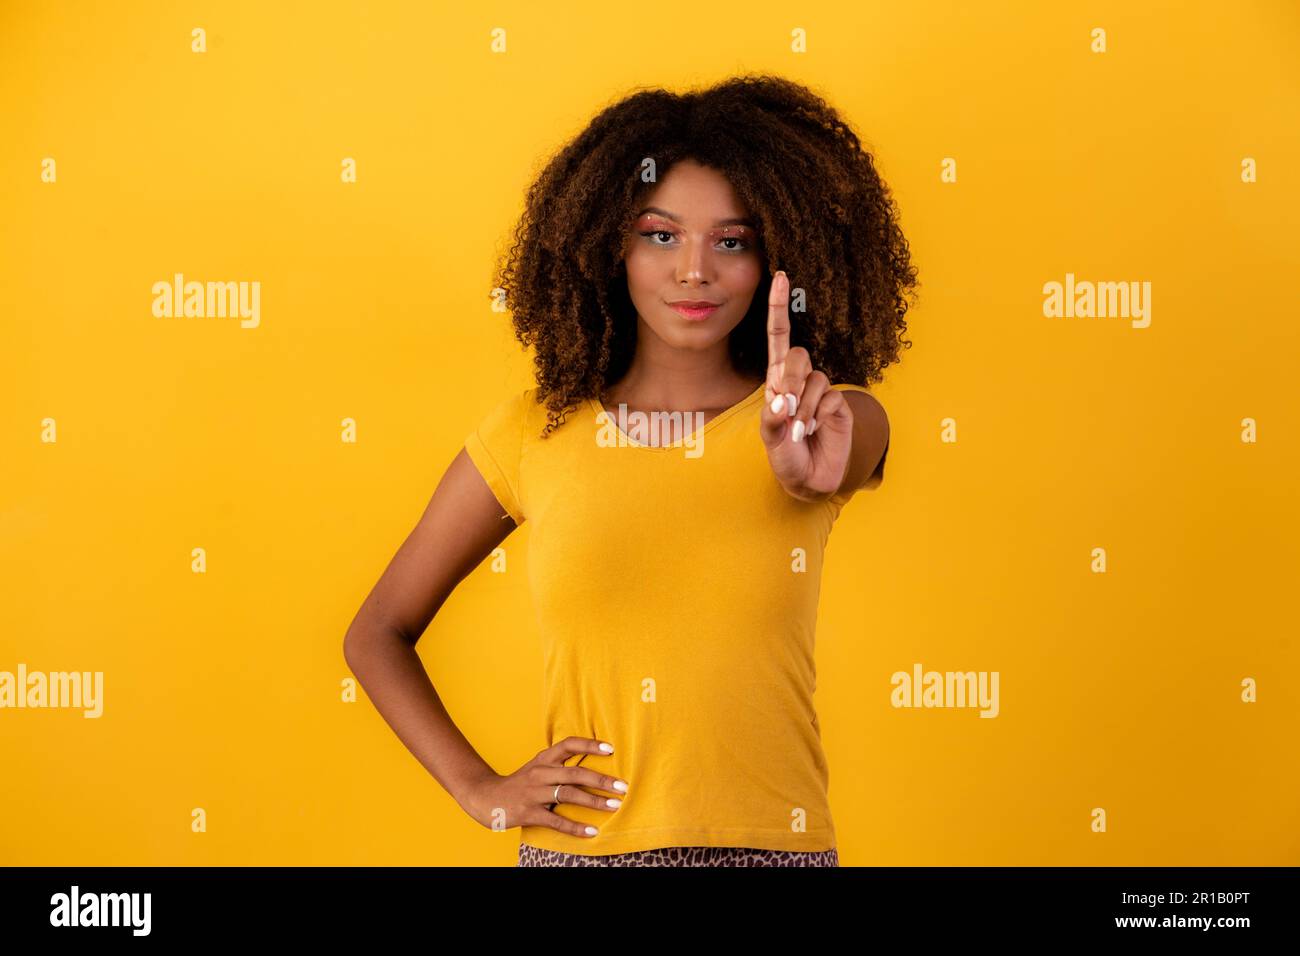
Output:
top-left (492, 72), bottom-right (919, 438)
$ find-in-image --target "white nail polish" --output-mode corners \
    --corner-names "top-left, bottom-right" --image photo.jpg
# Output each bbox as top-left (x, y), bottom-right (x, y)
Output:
top-left (785, 393), bottom-right (797, 416)
top-left (770, 396), bottom-right (785, 414)
top-left (613, 780), bottom-right (628, 792)
top-left (585, 826), bottom-right (598, 835)
top-left (791, 419), bottom-right (805, 443)
top-left (808, 417), bottom-right (817, 434)
top-left (599, 742), bottom-right (614, 753)
top-left (606, 798), bottom-right (622, 808)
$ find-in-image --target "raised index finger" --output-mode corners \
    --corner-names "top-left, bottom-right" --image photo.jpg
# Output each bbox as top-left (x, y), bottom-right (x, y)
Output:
top-left (767, 270), bottom-right (791, 379)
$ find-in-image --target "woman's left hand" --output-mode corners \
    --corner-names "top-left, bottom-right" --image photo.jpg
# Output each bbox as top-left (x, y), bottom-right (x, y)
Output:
top-left (759, 271), bottom-right (855, 502)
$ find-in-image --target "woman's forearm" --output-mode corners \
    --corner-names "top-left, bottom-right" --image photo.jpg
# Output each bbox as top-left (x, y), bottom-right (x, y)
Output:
top-left (343, 626), bottom-right (497, 812)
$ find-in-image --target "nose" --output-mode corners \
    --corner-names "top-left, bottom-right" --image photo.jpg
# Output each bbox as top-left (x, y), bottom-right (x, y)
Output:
top-left (675, 236), bottom-right (712, 288)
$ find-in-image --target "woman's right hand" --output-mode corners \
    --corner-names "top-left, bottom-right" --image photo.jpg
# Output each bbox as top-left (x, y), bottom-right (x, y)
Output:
top-left (462, 736), bottom-right (628, 838)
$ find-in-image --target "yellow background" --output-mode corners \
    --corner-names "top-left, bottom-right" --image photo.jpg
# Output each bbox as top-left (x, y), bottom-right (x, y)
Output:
top-left (2, 0), bottom-right (1297, 865)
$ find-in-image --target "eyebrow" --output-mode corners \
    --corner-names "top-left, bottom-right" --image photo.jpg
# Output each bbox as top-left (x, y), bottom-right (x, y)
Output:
top-left (636, 206), bottom-right (756, 228)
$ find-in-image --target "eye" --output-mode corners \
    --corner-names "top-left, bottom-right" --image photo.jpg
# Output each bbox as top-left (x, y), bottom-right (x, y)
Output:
top-left (639, 230), bottom-right (750, 252)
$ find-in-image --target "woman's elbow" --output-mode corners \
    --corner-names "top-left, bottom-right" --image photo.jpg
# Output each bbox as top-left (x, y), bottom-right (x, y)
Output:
top-left (343, 620), bottom-right (412, 669)
top-left (343, 623), bottom-right (381, 670)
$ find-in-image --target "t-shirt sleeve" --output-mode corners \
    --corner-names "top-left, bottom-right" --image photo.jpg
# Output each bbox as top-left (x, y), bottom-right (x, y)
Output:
top-left (828, 383), bottom-right (888, 505)
top-left (463, 389), bottom-right (530, 525)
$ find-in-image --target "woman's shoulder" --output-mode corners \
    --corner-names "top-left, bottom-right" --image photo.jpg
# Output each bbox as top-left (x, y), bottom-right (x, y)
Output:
top-left (472, 385), bottom-right (578, 441)
top-left (830, 382), bottom-right (885, 414)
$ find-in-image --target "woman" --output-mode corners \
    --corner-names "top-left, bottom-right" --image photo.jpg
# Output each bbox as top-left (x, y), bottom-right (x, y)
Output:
top-left (343, 74), bottom-right (916, 867)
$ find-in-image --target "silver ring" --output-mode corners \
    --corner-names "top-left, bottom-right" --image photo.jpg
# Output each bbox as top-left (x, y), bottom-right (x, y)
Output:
top-left (552, 784), bottom-right (562, 804)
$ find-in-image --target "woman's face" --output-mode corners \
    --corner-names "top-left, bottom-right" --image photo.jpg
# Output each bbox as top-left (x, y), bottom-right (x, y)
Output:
top-left (622, 159), bottom-right (763, 353)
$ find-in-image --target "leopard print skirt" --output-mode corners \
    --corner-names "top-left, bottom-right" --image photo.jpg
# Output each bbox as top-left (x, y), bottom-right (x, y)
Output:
top-left (518, 844), bottom-right (839, 867)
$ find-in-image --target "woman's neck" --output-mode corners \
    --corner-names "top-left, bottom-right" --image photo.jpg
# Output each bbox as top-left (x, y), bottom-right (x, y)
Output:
top-left (604, 364), bottom-right (762, 411)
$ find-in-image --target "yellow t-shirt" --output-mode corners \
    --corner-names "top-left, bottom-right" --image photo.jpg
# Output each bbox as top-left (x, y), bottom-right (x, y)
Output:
top-left (464, 381), bottom-right (886, 855)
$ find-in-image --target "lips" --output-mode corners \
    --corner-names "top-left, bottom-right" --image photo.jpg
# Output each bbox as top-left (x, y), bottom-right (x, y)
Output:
top-left (668, 301), bottom-right (721, 321)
